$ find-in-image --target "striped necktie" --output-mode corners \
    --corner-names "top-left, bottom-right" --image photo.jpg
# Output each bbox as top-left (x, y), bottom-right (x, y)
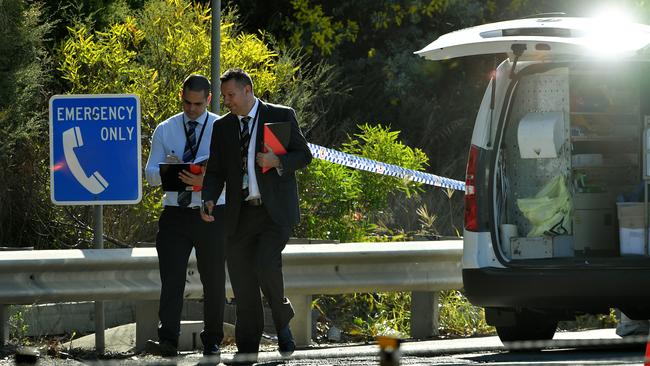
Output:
top-left (240, 116), bottom-right (251, 197)
top-left (178, 120), bottom-right (198, 206)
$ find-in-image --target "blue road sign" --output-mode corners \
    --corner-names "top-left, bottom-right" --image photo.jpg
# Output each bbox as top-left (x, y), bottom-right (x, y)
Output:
top-left (49, 94), bottom-right (142, 205)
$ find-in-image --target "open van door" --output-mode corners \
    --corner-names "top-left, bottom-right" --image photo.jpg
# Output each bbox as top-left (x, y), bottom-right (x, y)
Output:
top-left (415, 17), bottom-right (650, 61)
top-left (417, 16), bottom-right (650, 346)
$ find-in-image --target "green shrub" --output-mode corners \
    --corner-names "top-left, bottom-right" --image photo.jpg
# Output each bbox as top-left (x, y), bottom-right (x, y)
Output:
top-left (558, 309), bottom-right (617, 331)
top-left (314, 290), bottom-right (494, 340)
top-left (296, 123), bottom-right (428, 242)
top-left (438, 290), bottom-right (494, 337)
top-left (8, 305), bottom-right (30, 344)
top-left (314, 292), bottom-right (410, 341)
top-left (0, 1), bottom-right (54, 247)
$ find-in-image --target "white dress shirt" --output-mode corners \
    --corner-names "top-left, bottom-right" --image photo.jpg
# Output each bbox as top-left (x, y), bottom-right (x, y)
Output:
top-left (145, 110), bottom-right (226, 207)
top-left (239, 98), bottom-right (262, 200)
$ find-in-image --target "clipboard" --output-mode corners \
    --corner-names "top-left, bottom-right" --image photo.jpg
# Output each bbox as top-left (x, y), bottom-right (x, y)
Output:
top-left (159, 163), bottom-right (193, 191)
top-left (262, 122), bottom-right (290, 173)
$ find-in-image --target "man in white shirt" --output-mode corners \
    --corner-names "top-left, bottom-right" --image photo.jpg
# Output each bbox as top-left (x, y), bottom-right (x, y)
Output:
top-left (144, 74), bottom-right (226, 360)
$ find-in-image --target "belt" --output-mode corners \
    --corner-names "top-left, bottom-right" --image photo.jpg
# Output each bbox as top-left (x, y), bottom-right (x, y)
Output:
top-left (164, 205), bottom-right (200, 211)
top-left (243, 198), bottom-right (263, 207)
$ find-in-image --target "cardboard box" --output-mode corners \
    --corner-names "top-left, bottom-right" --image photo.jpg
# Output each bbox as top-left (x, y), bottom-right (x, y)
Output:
top-left (511, 237), bottom-right (552, 259)
top-left (510, 236), bottom-right (575, 258)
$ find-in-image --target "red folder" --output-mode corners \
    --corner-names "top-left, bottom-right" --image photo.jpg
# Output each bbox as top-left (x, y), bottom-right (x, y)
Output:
top-left (262, 122), bottom-right (290, 173)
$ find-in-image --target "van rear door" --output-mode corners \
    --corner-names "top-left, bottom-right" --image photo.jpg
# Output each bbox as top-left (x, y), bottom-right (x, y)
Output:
top-left (415, 17), bottom-right (650, 61)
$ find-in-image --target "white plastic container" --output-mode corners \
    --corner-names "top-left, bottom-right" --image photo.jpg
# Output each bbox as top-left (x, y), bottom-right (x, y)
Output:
top-left (616, 202), bottom-right (647, 255)
top-left (619, 227), bottom-right (648, 255)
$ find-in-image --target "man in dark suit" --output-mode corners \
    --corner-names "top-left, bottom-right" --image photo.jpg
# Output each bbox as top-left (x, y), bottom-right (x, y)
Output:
top-left (201, 68), bottom-right (312, 364)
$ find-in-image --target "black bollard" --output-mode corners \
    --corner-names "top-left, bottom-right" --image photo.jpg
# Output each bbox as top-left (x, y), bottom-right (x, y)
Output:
top-left (15, 346), bottom-right (39, 365)
top-left (377, 336), bottom-right (400, 366)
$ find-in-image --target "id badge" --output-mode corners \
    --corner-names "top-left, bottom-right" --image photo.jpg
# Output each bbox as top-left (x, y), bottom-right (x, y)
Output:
top-left (242, 173), bottom-right (249, 189)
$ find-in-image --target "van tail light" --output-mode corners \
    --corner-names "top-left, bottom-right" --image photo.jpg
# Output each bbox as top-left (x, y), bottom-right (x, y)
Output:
top-left (464, 145), bottom-right (479, 231)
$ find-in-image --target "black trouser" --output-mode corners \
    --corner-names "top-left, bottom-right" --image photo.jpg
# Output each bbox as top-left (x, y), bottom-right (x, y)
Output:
top-left (226, 204), bottom-right (295, 353)
top-left (155, 205), bottom-right (226, 347)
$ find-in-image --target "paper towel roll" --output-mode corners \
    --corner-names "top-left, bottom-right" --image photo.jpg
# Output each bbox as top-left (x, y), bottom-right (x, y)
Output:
top-left (517, 112), bottom-right (564, 158)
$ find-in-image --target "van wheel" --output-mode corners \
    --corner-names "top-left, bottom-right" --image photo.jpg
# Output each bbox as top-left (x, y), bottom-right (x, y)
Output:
top-left (495, 312), bottom-right (558, 344)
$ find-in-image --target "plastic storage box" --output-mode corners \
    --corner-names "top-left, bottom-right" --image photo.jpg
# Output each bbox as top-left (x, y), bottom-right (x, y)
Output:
top-left (616, 202), bottom-right (647, 255)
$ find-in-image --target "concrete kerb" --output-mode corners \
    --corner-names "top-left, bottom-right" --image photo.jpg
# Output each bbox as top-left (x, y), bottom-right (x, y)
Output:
top-left (65, 321), bottom-right (245, 353)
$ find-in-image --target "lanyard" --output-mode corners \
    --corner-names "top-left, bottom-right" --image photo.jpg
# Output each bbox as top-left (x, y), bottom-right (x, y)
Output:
top-left (182, 112), bottom-right (209, 162)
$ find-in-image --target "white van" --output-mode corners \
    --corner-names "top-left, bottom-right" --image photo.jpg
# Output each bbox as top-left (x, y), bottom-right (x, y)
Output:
top-left (417, 16), bottom-right (650, 343)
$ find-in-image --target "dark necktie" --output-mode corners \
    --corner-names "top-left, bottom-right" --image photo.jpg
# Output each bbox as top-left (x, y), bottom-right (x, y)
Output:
top-left (240, 116), bottom-right (251, 198)
top-left (178, 120), bottom-right (198, 206)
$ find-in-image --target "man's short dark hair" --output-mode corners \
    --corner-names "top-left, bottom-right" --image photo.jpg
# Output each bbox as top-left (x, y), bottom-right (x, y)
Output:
top-left (182, 74), bottom-right (211, 97)
top-left (220, 68), bottom-right (254, 91)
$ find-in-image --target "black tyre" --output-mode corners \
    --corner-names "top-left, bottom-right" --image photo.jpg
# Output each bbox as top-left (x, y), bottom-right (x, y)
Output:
top-left (495, 310), bottom-right (558, 344)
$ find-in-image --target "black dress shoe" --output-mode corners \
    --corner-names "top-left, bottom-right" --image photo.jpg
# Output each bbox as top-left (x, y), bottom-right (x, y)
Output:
top-left (145, 339), bottom-right (178, 357)
top-left (277, 325), bottom-right (296, 357)
top-left (200, 330), bottom-right (221, 361)
top-left (203, 344), bottom-right (221, 356)
top-left (224, 351), bottom-right (258, 365)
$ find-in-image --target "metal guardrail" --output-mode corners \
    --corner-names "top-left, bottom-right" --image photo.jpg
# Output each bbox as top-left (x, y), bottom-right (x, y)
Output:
top-left (0, 241), bottom-right (463, 349)
top-left (282, 241), bottom-right (463, 293)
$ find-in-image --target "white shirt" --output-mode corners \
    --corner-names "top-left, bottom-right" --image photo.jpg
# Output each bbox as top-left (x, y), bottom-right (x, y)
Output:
top-left (239, 98), bottom-right (262, 200)
top-left (145, 110), bottom-right (226, 207)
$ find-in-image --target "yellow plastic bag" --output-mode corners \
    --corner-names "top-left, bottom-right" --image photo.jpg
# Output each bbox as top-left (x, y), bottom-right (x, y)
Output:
top-left (516, 175), bottom-right (572, 237)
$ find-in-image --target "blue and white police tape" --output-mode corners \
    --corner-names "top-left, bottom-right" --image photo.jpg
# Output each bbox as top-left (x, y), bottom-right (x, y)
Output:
top-left (307, 143), bottom-right (465, 191)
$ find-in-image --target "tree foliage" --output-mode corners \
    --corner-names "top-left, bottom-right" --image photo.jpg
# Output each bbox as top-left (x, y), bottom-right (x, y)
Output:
top-left (283, 0), bottom-right (358, 57)
top-left (0, 1), bottom-right (53, 247)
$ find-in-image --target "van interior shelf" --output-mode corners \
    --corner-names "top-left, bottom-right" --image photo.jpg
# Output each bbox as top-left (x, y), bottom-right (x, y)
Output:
top-left (571, 136), bottom-right (637, 142)
top-left (572, 164), bottom-right (636, 169)
top-left (569, 111), bottom-right (638, 117)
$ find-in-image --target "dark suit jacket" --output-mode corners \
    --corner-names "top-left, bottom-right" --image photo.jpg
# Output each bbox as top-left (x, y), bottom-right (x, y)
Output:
top-left (202, 100), bottom-right (312, 235)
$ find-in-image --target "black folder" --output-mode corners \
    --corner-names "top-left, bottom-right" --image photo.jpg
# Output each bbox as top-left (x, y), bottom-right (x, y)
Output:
top-left (159, 163), bottom-right (193, 191)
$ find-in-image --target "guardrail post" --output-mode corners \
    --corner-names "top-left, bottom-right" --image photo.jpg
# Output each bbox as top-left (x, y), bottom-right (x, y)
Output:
top-left (136, 300), bottom-right (159, 351)
top-left (410, 291), bottom-right (439, 339)
top-left (288, 294), bottom-right (311, 346)
top-left (1, 305), bottom-right (8, 346)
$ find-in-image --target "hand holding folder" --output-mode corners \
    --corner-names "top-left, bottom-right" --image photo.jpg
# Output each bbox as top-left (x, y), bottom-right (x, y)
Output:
top-left (159, 163), bottom-right (193, 191)
top-left (262, 122), bottom-right (290, 173)
top-left (159, 155), bottom-right (208, 191)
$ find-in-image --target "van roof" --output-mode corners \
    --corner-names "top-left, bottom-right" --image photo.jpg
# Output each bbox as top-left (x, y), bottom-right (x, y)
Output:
top-left (415, 17), bottom-right (650, 61)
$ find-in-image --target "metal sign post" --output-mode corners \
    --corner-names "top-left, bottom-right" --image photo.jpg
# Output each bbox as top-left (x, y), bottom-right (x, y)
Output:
top-left (93, 205), bottom-right (104, 353)
top-left (211, 0), bottom-right (221, 113)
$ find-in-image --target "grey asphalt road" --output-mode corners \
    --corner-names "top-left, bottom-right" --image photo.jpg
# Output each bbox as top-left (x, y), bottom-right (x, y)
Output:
top-left (1, 328), bottom-right (647, 365)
